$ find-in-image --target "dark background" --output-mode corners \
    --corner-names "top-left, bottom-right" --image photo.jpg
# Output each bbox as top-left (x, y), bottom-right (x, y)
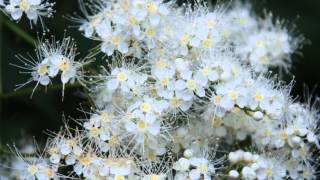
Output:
top-left (0, 0), bottom-right (320, 147)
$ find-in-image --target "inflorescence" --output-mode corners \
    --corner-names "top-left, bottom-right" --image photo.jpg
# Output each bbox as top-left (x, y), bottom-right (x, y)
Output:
top-left (0, 0), bottom-right (318, 179)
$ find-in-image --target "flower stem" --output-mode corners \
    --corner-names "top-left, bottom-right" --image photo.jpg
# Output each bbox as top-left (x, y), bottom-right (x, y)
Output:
top-left (0, 83), bottom-right (83, 99)
top-left (0, 14), bottom-right (35, 47)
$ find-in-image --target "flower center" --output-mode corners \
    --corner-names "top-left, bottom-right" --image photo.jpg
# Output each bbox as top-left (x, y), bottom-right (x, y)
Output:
top-left (100, 112), bottom-right (111, 123)
top-left (186, 79), bottom-right (196, 90)
top-left (45, 168), bottom-right (54, 178)
top-left (128, 16), bottom-right (137, 25)
top-left (180, 35), bottom-right (190, 45)
top-left (117, 72), bottom-right (128, 82)
top-left (150, 175), bottom-right (159, 180)
top-left (58, 59), bottom-right (70, 72)
top-left (109, 136), bottom-right (118, 147)
top-left (279, 131), bottom-right (288, 140)
top-left (27, 165), bottom-right (38, 175)
top-left (202, 66), bottom-right (211, 76)
top-left (20, 0), bottom-right (30, 11)
top-left (147, 3), bottom-right (157, 13)
top-left (256, 39), bottom-right (265, 47)
top-left (169, 97), bottom-right (181, 108)
top-left (207, 20), bottom-right (217, 29)
top-left (37, 64), bottom-right (48, 76)
top-left (265, 168), bottom-right (273, 176)
top-left (156, 60), bottom-right (167, 69)
top-left (202, 38), bottom-right (212, 49)
top-left (213, 95), bottom-right (222, 105)
top-left (79, 156), bottom-right (92, 166)
top-left (160, 77), bottom-right (170, 86)
top-left (254, 93), bottom-right (264, 102)
top-left (114, 175), bottom-right (125, 180)
top-left (111, 36), bottom-right (121, 45)
top-left (140, 102), bottom-right (152, 112)
top-left (199, 163), bottom-right (208, 174)
top-left (89, 127), bottom-right (100, 138)
top-left (228, 90), bottom-right (238, 100)
top-left (137, 121), bottom-right (148, 131)
top-left (146, 28), bottom-right (156, 37)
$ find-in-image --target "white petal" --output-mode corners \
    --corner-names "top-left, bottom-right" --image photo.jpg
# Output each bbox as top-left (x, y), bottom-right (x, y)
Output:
top-left (189, 169), bottom-right (201, 180)
top-left (11, 9), bottom-right (23, 20)
top-left (28, 0), bottom-right (41, 5)
top-left (107, 79), bottom-right (119, 90)
top-left (148, 123), bottom-right (160, 135)
top-left (175, 80), bottom-right (186, 91)
top-left (118, 42), bottom-right (129, 54)
top-left (208, 71), bottom-right (219, 81)
top-left (39, 76), bottom-right (50, 85)
top-left (48, 66), bottom-right (59, 77)
top-left (26, 9), bottom-right (37, 20)
top-left (125, 121), bottom-right (136, 132)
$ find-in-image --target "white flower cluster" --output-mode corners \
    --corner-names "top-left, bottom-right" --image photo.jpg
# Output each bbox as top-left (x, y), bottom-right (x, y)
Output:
top-left (2, 0), bottom-right (319, 179)
top-left (1, 0), bottom-right (55, 28)
top-left (12, 37), bottom-right (86, 97)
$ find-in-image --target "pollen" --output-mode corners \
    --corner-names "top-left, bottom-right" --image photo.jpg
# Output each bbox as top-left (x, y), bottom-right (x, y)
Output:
top-left (20, 0), bottom-right (30, 11)
top-left (199, 163), bottom-right (208, 173)
top-left (89, 127), bottom-right (100, 138)
top-left (37, 64), bottom-right (48, 76)
top-left (255, 39), bottom-right (265, 47)
top-left (58, 59), bottom-right (70, 72)
top-left (150, 175), bottom-right (159, 180)
top-left (114, 175), bottom-right (125, 180)
top-left (156, 60), bottom-right (167, 69)
top-left (108, 136), bottom-right (118, 147)
top-left (100, 112), bottom-right (111, 123)
top-left (202, 38), bottom-right (212, 49)
top-left (180, 35), bottom-right (190, 45)
top-left (202, 66), bottom-right (211, 76)
top-left (254, 93), bottom-right (264, 102)
top-left (146, 28), bottom-right (156, 37)
top-left (186, 79), bottom-right (196, 90)
top-left (27, 165), bottom-right (38, 175)
top-left (228, 90), bottom-right (238, 100)
top-left (207, 20), bottom-right (217, 29)
top-left (170, 97), bottom-right (181, 108)
top-left (147, 3), bottom-right (157, 13)
top-left (140, 102), bottom-right (152, 112)
top-left (111, 36), bottom-right (121, 45)
top-left (213, 95), bottom-right (222, 105)
top-left (137, 121), bottom-right (148, 131)
top-left (160, 77), bottom-right (169, 86)
top-left (45, 168), bottom-right (55, 178)
top-left (116, 72), bottom-right (128, 82)
top-left (279, 131), bottom-right (288, 140)
top-left (128, 16), bottom-right (137, 25)
top-left (79, 156), bottom-right (92, 166)
top-left (265, 168), bottom-right (273, 177)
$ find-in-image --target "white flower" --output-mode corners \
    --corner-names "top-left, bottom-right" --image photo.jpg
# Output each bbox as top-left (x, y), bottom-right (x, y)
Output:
top-left (255, 157), bottom-right (286, 180)
top-left (189, 157), bottom-right (215, 180)
top-left (241, 166), bottom-right (256, 179)
top-left (106, 67), bottom-right (147, 93)
top-left (173, 158), bottom-right (191, 172)
top-left (175, 69), bottom-right (206, 101)
top-left (101, 30), bottom-right (129, 55)
top-left (4, 0), bottom-right (54, 27)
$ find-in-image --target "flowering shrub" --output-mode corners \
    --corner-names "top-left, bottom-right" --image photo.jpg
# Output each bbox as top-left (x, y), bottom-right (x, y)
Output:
top-left (0, 0), bottom-right (318, 179)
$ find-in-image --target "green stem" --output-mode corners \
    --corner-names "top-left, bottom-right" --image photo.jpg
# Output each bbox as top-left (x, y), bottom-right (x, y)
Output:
top-left (0, 14), bottom-right (35, 47)
top-left (0, 83), bottom-right (83, 99)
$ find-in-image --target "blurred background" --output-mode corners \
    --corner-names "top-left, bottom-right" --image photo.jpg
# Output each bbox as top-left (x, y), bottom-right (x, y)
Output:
top-left (0, 0), bottom-right (320, 150)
